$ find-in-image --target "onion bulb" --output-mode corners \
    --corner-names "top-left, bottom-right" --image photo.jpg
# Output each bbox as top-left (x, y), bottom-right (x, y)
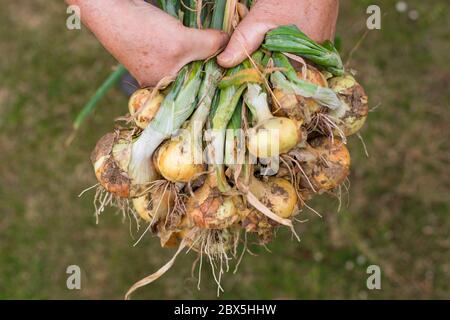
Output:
top-left (132, 188), bottom-right (175, 223)
top-left (304, 137), bottom-right (351, 191)
top-left (248, 176), bottom-right (298, 219)
top-left (327, 74), bottom-right (369, 136)
top-left (246, 83), bottom-right (303, 158)
top-left (153, 123), bottom-right (205, 183)
top-left (91, 132), bottom-right (132, 198)
top-left (128, 88), bottom-right (164, 129)
top-left (186, 176), bottom-right (239, 229)
top-left (91, 130), bottom-right (159, 198)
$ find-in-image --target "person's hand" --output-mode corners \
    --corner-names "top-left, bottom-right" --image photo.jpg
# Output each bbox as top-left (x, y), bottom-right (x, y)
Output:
top-left (217, 0), bottom-right (339, 68)
top-left (68, 0), bottom-right (228, 87)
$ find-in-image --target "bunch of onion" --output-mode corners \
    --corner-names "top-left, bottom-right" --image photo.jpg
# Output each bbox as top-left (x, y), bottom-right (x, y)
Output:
top-left (125, 0), bottom-right (249, 299)
top-left (123, 1), bottom-right (231, 266)
top-left (90, 64), bottom-right (202, 229)
top-left (90, 0), bottom-right (372, 299)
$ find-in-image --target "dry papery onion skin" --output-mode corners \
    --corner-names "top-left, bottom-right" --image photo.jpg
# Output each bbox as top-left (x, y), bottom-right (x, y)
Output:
top-left (128, 88), bottom-right (164, 129)
top-left (328, 74), bottom-right (369, 136)
top-left (186, 178), bottom-right (240, 230)
top-left (91, 132), bottom-right (131, 198)
top-left (307, 137), bottom-right (351, 191)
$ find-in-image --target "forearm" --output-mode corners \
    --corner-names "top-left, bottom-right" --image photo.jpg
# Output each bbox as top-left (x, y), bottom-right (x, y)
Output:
top-left (65, 0), bottom-right (228, 86)
top-left (66, 0), bottom-right (182, 65)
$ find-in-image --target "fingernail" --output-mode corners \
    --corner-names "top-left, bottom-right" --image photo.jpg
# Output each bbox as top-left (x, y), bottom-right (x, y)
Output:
top-left (219, 51), bottom-right (236, 64)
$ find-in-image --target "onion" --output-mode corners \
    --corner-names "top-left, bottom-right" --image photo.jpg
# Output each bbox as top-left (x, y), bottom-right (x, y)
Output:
top-left (91, 129), bottom-right (161, 199)
top-left (129, 63), bottom-right (203, 185)
top-left (246, 84), bottom-right (303, 158)
top-left (186, 176), bottom-right (239, 229)
top-left (152, 86), bottom-right (213, 183)
top-left (91, 132), bottom-right (132, 198)
top-left (132, 188), bottom-right (175, 223)
top-left (248, 176), bottom-right (298, 219)
top-left (327, 74), bottom-right (369, 136)
top-left (128, 88), bottom-right (164, 129)
top-left (303, 137), bottom-right (351, 191)
top-left (153, 130), bottom-right (205, 183)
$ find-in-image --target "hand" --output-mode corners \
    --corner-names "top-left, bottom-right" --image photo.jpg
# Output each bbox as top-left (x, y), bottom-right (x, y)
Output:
top-left (67, 0), bottom-right (229, 87)
top-left (217, 0), bottom-right (339, 68)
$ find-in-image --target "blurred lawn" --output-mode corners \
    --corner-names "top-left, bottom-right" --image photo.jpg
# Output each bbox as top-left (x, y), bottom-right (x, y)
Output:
top-left (0, 0), bottom-right (449, 299)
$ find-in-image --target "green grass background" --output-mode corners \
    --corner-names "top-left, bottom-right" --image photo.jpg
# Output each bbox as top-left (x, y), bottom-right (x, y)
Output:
top-left (0, 0), bottom-right (448, 299)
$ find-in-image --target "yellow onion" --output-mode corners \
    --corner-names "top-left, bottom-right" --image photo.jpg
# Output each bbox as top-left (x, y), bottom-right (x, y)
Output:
top-left (91, 131), bottom-right (159, 198)
top-left (248, 177), bottom-right (298, 219)
top-left (91, 132), bottom-right (132, 198)
top-left (153, 130), bottom-right (205, 183)
top-left (327, 74), bottom-right (369, 136)
top-left (246, 84), bottom-right (303, 158)
top-left (132, 189), bottom-right (175, 223)
top-left (128, 88), bottom-right (164, 129)
top-left (248, 117), bottom-right (303, 159)
top-left (186, 176), bottom-right (239, 229)
top-left (306, 137), bottom-right (351, 191)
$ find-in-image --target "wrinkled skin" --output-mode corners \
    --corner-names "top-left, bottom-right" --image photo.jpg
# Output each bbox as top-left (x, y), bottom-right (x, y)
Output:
top-left (67, 0), bottom-right (228, 86)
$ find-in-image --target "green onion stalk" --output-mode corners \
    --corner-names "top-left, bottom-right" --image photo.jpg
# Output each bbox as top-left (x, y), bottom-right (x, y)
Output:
top-left (224, 102), bottom-right (244, 170)
top-left (210, 65), bottom-right (246, 192)
top-left (263, 25), bottom-right (344, 76)
top-left (154, 59), bottom-right (223, 183)
top-left (270, 52), bottom-right (341, 110)
top-left (157, 0), bottom-right (179, 18)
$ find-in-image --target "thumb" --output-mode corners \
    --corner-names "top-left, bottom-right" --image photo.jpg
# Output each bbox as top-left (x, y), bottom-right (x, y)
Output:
top-left (217, 19), bottom-right (274, 68)
top-left (186, 28), bottom-right (230, 61)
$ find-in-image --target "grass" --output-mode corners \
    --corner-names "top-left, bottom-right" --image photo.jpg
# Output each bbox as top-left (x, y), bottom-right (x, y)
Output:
top-left (0, 0), bottom-right (449, 299)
